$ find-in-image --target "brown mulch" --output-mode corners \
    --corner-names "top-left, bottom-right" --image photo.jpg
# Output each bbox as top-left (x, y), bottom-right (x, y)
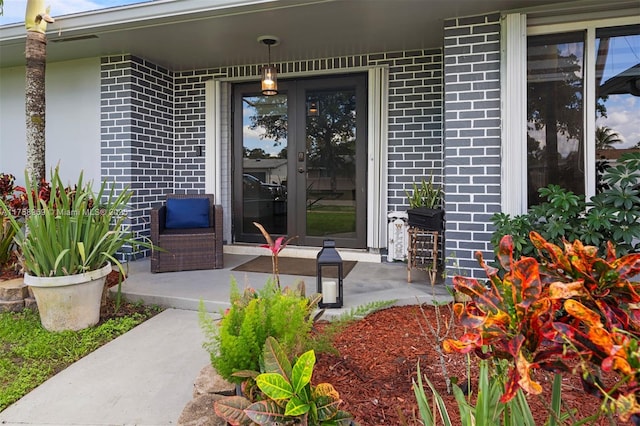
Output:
top-left (313, 304), bottom-right (630, 426)
top-left (0, 252), bottom-right (22, 281)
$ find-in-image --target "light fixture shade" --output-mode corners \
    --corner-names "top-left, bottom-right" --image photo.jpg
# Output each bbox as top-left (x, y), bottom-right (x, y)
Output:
top-left (307, 100), bottom-right (319, 116)
top-left (261, 65), bottom-right (278, 96)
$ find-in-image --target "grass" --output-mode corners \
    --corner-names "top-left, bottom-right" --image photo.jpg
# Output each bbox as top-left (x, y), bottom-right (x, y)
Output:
top-left (306, 205), bottom-right (356, 236)
top-left (0, 305), bottom-right (160, 411)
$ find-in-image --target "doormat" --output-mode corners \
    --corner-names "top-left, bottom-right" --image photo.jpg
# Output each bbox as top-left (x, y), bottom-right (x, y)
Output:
top-left (232, 256), bottom-right (357, 278)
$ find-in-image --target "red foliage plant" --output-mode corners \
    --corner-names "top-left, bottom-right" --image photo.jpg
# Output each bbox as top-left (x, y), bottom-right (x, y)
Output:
top-left (0, 172), bottom-right (52, 271)
top-left (444, 231), bottom-right (640, 422)
top-left (0, 172), bottom-right (52, 218)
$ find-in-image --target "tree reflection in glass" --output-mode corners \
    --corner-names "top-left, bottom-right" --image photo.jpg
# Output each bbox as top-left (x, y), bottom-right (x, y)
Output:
top-left (527, 32), bottom-right (585, 207)
top-left (305, 89), bottom-right (357, 238)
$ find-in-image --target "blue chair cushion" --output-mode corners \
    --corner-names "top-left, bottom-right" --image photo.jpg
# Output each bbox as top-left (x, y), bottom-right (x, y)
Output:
top-left (165, 198), bottom-right (210, 229)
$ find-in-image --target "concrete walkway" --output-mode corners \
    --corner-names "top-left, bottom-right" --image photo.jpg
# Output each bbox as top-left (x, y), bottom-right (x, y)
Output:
top-left (0, 309), bottom-right (211, 426)
top-left (0, 252), bottom-right (452, 425)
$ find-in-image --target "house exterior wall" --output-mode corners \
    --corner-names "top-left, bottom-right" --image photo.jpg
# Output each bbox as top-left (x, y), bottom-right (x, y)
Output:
top-left (0, 21), bottom-right (501, 270)
top-left (443, 13), bottom-right (502, 280)
top-left (0, 58), bottom-right (101, 185)
top-left (384, 50), bottom-right (443, 211)
top-left (169, 49), bottom-right (444, 248)
top-left (174, 71), bottom-right (210, 193)
top-left (97, 49), bottom-right (444, 251)
top-left (100, 55), bottom-right (174, 258)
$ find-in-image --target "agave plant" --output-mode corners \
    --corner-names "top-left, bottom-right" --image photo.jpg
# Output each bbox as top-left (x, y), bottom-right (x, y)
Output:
top-left (0, 167), bottom-right (151, 277)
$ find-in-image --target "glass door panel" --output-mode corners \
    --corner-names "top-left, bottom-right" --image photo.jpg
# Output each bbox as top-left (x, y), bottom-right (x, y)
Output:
top-left (233, 74), bottom-right (367, 248)
top-left (304, 89), bottom-right (357, 240)
top-left (239, 94), bottom-right (288, 239)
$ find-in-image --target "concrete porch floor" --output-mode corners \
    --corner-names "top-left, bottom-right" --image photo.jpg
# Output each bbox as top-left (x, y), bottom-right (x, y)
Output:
top-left (114, 251), bottom-right (453, 315)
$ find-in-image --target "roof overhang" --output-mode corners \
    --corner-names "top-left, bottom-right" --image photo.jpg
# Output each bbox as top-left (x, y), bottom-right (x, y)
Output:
top-left (0, 0), bottom-right (600, 71)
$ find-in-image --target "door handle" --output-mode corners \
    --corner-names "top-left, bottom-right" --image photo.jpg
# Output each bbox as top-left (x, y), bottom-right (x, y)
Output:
top-left (298, 167), bottom-right (305, 174)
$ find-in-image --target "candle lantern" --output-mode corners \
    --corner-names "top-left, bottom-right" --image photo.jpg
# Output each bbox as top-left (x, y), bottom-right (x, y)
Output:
top-left (316, 239), bottom-right (343, 308)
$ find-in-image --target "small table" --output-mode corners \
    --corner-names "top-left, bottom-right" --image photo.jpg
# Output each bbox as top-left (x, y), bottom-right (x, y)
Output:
top-left (407, 227), bottom-right (438, 284)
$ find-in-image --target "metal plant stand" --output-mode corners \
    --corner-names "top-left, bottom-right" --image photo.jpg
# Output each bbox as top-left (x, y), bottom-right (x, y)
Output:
top-left (407, 227), bottom-right (438, 284)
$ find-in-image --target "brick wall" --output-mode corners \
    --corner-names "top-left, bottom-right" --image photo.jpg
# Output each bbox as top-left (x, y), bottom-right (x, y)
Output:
top-left (100, 55), bottom-right (174, 258)
top-left (380, 50), bottom-right (444, 211)
top-left (100, 49), bottom-right (444, 253)
top-left (174, 70), bottom-right (222, 193)
top-left (173, 51), bottom-right (443, 204)
top-left (442, 13), bottom-right (502, 280)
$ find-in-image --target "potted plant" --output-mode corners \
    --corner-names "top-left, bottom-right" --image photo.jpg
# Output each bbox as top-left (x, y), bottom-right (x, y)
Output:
top-left (405, 175), bottom-right (444, 231)
top-left (0, 167), bottom-right (149, 331)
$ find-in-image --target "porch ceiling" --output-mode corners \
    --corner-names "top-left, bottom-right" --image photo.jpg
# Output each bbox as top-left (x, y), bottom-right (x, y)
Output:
top-left (0, 0), bottom-right (575, 71)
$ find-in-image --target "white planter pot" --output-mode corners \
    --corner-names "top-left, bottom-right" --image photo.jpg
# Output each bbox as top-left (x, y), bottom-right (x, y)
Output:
top-left (24, 263), bottom-right (112, 332)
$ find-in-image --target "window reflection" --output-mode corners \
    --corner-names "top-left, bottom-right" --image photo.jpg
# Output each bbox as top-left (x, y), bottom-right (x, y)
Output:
top-left (527, 32), bottom-right (585, 206)
top-left (595, 25), bottom-right (640, 191)
top-left (242, 95), bottom-right (288, 235)
top-left (305, 89), bottom-right (357, 238)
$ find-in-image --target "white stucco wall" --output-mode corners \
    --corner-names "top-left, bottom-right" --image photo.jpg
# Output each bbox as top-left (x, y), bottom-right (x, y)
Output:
top-left (0, 57), bottom-right (101, 186)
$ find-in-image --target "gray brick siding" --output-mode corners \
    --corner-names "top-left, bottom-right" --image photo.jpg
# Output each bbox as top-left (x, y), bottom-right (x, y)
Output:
top-left (100, 55), bottom-right (174, 258)
top-left (443, 13), bottom-right (502, 281)
top-left (171, 51), bottom-right (443, 204)
top-left (173, 70), bottom-right (225, 194)
top-left (377, 50), bottom-right (444, 212)
top-left (100, 50), bottom-right (444, 254)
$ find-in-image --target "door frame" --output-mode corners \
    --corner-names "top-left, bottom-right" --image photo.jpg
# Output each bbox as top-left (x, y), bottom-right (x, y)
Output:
top-left (206, 66), bottom-right (389, 251)
top-left (292, 74), bottom-right (368, 248)
top-left (231, 73), bottom-right (368, 248)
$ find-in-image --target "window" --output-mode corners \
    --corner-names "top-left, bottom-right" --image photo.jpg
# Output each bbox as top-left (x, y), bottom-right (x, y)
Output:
top-left (527, 32), bottom-right (585, 206)
top-left (524, 21), bottom-right (639, 207)
top-left (595, 25), bottom-right (640, 190)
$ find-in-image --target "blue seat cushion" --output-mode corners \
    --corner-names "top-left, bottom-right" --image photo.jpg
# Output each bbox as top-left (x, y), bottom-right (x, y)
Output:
top-left (165, 198), bottom-right (210, 229)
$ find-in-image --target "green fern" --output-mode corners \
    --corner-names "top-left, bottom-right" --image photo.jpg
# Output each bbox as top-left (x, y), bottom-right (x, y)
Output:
top-left (199, 277), bottom-right (318, 383)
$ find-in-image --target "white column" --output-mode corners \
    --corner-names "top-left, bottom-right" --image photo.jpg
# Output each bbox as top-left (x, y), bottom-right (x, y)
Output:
top-left (204, 79), bottom-right (222, 199)
top-left (367, 66), bottom-right (389, 249)
top-left (500, 13), bottom-right (528, 215)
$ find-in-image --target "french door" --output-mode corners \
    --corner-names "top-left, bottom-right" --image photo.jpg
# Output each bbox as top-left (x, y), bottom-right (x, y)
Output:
top-left (233, 74), bottom-right (367, 248)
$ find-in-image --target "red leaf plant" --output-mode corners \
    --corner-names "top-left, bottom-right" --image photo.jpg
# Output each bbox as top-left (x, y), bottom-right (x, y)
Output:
top-left (0, 172), bottom-right (79, 273)
top-left (444, 231), bottom-right (640, 422)
top-left (253, 222), bottom-right (297, 289)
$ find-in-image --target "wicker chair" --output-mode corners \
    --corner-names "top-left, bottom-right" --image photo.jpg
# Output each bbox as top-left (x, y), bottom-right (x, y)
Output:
top-left (150, 194), bottom-right (223, 273)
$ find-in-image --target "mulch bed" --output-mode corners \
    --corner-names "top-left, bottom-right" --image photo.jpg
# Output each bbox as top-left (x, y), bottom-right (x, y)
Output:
top-left (313, 305), bottom-right (630, 425)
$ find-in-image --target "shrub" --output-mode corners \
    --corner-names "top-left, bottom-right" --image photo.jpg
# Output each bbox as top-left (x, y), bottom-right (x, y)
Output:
top-left (0, 173), bottom-right (27, 268)
top-left (491, 152), bottom-right (640, 261)
top-left (213, 336), bottom-right (354, 425)
top-left (0, 167), bottom-right (146, 277)
top-left (199, 278), bottom-right (320, 384)
top-left (443, 232), bottom-right (640, 423)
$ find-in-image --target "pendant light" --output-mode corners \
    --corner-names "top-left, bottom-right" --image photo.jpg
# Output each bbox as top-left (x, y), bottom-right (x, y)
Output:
top-left (258, 36), bottom-right (279, 96)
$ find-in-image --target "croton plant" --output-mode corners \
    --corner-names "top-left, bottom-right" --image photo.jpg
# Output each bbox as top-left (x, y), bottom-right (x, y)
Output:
top-left (444, 231), bottom-right (640, 422)
top-left (0, 172), bottom-right (51, 269)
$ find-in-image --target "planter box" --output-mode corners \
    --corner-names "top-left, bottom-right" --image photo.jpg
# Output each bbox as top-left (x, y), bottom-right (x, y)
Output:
top-left (407, 207), bottom-right (444, 231)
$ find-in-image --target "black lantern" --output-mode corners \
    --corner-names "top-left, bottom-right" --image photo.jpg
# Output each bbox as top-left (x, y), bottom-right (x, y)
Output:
top-left (316, 239), bottom-right (343, 308)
